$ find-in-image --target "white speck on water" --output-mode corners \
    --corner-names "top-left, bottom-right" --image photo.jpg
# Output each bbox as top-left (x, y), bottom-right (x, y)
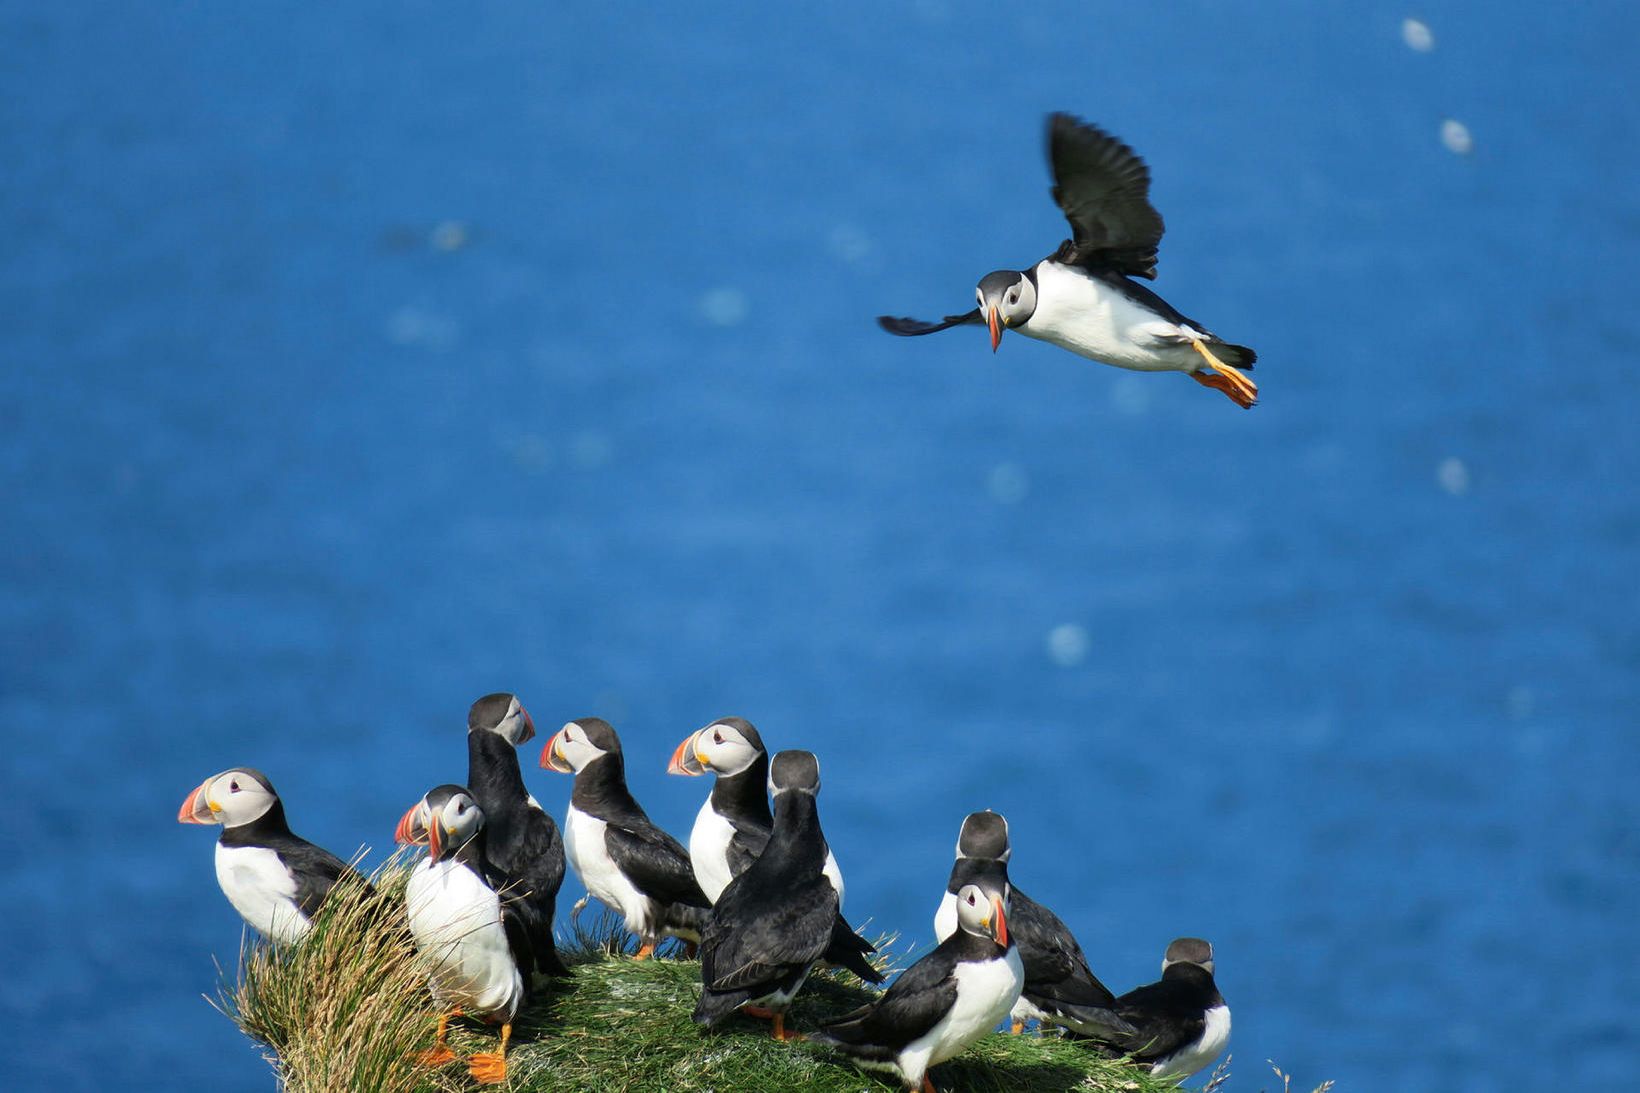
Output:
top-left (1436, 456), bottom-right (1470, 495)
top-left (987, 462), bottom-right (1029, 504)
top-left (1441, 119), bottom-right (1474, 155)
top-left (1110, 375), bottom-right (1151, 416)
top-left (1046, 623), bottom-right (1090, 667)
top-left (700, 287), bottom-right (748, 327)
top-left (827, 224), bottom-right (875, 265)
top-left (1506, 685), bottom-right (1535, 721)
top-left (571, 431), bottom-right (612, 469)
top-left (1402, 18), bottom-right (1435, 52)
top-left (385, 307), bottom-right (460, 351)
top-left (430, 220), bottom-right (470, 251)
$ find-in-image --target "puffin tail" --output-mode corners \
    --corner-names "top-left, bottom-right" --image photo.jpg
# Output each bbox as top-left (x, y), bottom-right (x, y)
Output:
top-left (1210, 342), bottom-right (1256, 370)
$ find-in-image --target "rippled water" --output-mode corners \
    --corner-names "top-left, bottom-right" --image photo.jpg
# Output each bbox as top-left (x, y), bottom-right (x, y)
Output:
top-left (4, 4), bottom-right (1637, 1090)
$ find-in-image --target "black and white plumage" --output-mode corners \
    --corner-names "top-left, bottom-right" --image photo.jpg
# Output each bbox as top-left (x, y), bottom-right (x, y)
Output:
top-left (816, 874), bottom-right (1022, 1093)
top-left (933, 811), bottom-right (1129, 1039)
top-left (694, 750), bottom-right (861, 1040)
top-left (465, 691), bottom-right (569, 980)
top-left (395, 785), bottom-right (536, 1085)
top-left (1088, 937), bottom-right (1230, 1080)
top-left (178, 767), bottom-right (362, 944)
top-left (879, 112), bottom-right (1259, 408)
top-left (668, 718), bottom-right (881, 983)
top-left (541, 717), bottom-right (710, 956)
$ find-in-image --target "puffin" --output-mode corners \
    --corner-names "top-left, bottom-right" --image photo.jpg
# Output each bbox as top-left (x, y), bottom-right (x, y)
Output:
top-left (878, 112), bottom-right (1259, 408)
top-left (934, 811), bottom-right (1129, 1039)
top-left (694, 750), bottom-right (850, 1040)
top-left (541, 717), bottom-right (710, 957)
top-left (395, 784), bottom-right (537, 1085)
top-left (815, 873), bottom-right (1022, 1093)
top-left (178, 767), bottom-right (362, 944)
top-left (669, 719), bottom-right (881, 983)
top-left (1091, 937), bottom-right (1230, 1080)
top-left (465, 691), bottom-right (569, 980)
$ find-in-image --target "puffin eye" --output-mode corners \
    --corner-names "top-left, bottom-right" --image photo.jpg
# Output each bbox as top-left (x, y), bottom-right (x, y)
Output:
top-left (712, 730), bottom-right (723, 745)
top-left (1008, 289), bottom-right (1019, 303)
top-left (966, 893), bottom-right (977, 905)
top-left (229, 781), bottom-right (240, 793)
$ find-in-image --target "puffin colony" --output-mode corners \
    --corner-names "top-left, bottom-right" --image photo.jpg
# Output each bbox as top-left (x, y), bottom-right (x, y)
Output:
top-left (179, 115), bottom-right (1245, 1090)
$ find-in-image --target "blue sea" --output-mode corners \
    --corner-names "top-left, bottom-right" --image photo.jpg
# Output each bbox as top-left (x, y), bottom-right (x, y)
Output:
top-left (3, 4), bottom-right (1636, 1090)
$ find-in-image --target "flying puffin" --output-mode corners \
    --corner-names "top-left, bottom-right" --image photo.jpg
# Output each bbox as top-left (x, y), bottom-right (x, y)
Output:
top-left (1090, 937), bottom-right (1230, 1080)
top-left (815, 873), bottom-right (1022, 1093)
top-left (178, 767), bottom-right (363, 944)
top-left (934, 811), bottom-right (1129, 1039)
top-left (541, 717), bottom-right (710, 957)
top-left (669, 719), bottom-right (881, 983)
top-left (878, 113), bottom-right (1259, 408)
top-left (694, 750), bottom-right (852, 1040)
top-left (465, 691), bottom-right (569, 980)
top-left (396, 784), bottom-right (537, 1085)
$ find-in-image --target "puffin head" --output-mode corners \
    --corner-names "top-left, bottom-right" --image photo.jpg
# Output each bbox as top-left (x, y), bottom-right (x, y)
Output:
top-left (955, 810), bottom-right (1012, 862)
top-left (975, 270), bottom-right (1036, 351)
top-left (396, 784), bottom-right (483, 862)
top-left (768, 749), bottom-right (820, 798)
top-left (669, 717), bottom-right (765, 777)
top-left (954, 877), bottom-right (1010, 949)
top-left (541, 717), bottom-right (620, 774)
top-left (178, 768), bottom-right (280, 829)
top-left (1162, 936), bottom-right (1215, 976)
top-left (468, 691), bottom-right (536, 747)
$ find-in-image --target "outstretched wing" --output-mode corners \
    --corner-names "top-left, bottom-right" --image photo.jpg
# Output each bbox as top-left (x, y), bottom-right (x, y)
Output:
top-left (878, 310), bottom-right (982, 337)
top-left (1048, 113), bottom-right (1166, 279)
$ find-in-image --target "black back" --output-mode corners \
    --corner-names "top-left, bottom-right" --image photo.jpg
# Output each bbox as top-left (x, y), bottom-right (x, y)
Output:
top-left (1108, 962), bottom-right (1224, 1062)
top-left (574, 749), bottom-right (710, 911)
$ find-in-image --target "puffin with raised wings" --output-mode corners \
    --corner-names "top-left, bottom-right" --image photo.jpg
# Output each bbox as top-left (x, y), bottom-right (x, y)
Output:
top-left (879, 113), bottom-right (1259, 408)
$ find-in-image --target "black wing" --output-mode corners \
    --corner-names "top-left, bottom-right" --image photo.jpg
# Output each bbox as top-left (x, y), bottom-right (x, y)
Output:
top-left (1048, 113), bottom-right (1166, 280)
top-left (1105, 979), bottom-right (1204, 1061)
top-left (276, 838), bottom-right (355, 919)
top-left (823, 912), bottom-right (885, 984)
top-left (494, 875), bottom-right (540, 988)
top-left (701, 878), bottom-right (837, 991)
top-left (821, 948), bottom-right (960, 1053)
top-left (605, 822), bottom-right (711, 908)
top-left (725, 822), bottom-right (771, 881)
top-left (1011, 888), bottom-right (1113, 1006)
top-left (878, 310), bottom-right (983, 337)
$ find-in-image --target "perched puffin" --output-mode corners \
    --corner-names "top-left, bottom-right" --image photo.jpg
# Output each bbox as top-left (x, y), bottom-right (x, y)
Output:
top-left (878, 113), bottom-right (1259, 408)
top-left (465, 691), bottom-right (569, 980)
top-left (694, 750), bottom-right (850, 1040)
top-left (541, 717), bottom-right (710, 957)
top-left (670, 719), bottom-right (881, 983)
top-left (1092, 937), bottom-right (1230, 1080)
top-left (396, 784), bottom-right (537, 1085)
top-left (815, 874), bottom-right (1022, 1093)
top-left (178, 767), bottom-right (362, 944)
top-left (934, 811), bottom-right (1129, 1039)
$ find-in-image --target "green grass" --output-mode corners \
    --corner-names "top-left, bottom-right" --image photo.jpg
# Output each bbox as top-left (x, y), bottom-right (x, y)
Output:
top-left (215, 864), bottom-right (1317, 1093)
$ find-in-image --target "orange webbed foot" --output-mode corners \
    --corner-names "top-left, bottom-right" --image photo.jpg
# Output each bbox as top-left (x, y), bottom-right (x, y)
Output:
top-left (1188, 341), bottom-right (1258, 408)
top-left (416, 1045), bottom-right (456, 1067)
top-left (634, 941), bottom-right (656, 961)
top-left (468, 1052), bottom-right (507, 1084)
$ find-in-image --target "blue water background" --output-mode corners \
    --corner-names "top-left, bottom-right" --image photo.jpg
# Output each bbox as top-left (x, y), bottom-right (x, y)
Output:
top-left (3, 3), bottom-right (1637, 1089)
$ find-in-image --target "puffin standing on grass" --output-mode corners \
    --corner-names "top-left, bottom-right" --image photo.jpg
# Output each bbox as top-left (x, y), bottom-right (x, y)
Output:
top-left (542, 717), bottom-right (710, 957)
top-left (465, 691), bottom-right (569, 979)
top-left (815, 873), bottom-right (1022, 1093)
top-left (694, 750), bottom-right (859, 1040)
top-left (1089, 937), bottom-right (1230, 1080)
top-left (669, 719), bottom-right (882, 983)
top-left (178, 767), bottom-right (362, 944)
top-left (396, 784), bottom-right (536, 1086)
top-left (878, 112), bottom-right (1259, 408)
top-left (934, 811), bottom-right (1129, 1039)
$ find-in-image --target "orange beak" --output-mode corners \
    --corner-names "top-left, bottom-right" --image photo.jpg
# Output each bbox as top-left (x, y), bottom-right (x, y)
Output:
top-left (988, 306), bottom-right (1002, 352)
top-left (517, 705), bottom-right (537, 744)
top-left (395, 801), bottom-right (437, 859)
top-left (541, 728), bottom-right (573, 773)
top-left (667, 730), bottom-right (705, 776)
top-left (178, 778), bottom-right (216, 824)
top-left (990, 897), bottom-right (1009, 948)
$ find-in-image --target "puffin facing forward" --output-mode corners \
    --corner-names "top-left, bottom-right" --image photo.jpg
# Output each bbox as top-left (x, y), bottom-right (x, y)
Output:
top-left (815, 874), bottom-right (1022, 1093)
top-left (542, 717), bottom-right (710, 957)
top-left (879, 113), bottom-right (1259, 408)
top-left (465, 691), bottom-right (569, 980)
top-left (178, 767), bottom-right (362, 944)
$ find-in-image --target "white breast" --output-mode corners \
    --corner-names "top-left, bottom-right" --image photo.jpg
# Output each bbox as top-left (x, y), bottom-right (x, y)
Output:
top-left (932, 891), bottom-right (957, 943)
top-left (1152, 1003), bottom-right (1231, 1079)
top-left (899, 948), bottom-right (1025, 1084)
top-left (215, 843), bottom-right (308, 945)
top-left (405, 858), bottom-right (523, 1021)
top-left (1022, 262), bottom-right (1192, 372)
top-left (688, 800), bottom-right (736, 904)
top-left (564, 805), bottom-right (650, 934)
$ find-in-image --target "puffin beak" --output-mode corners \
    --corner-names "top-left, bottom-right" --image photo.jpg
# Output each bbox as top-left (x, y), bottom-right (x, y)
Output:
top-left (427, 823), bottom-right (442, 862)
top-left (667, 731), bottom-right (706, 776)
top-left (987, 305), bottom-right (1002, 352)
top-left (178, 778), bottom-right (218, 824)
top-left (989, 896), bottom-right (1009, 948)
top-left (518, 706), bottom-right (537, 745)
top-left (394, 802), bottom-right (429, 847)
top-left (541, 728), bottom-right (573, 773)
